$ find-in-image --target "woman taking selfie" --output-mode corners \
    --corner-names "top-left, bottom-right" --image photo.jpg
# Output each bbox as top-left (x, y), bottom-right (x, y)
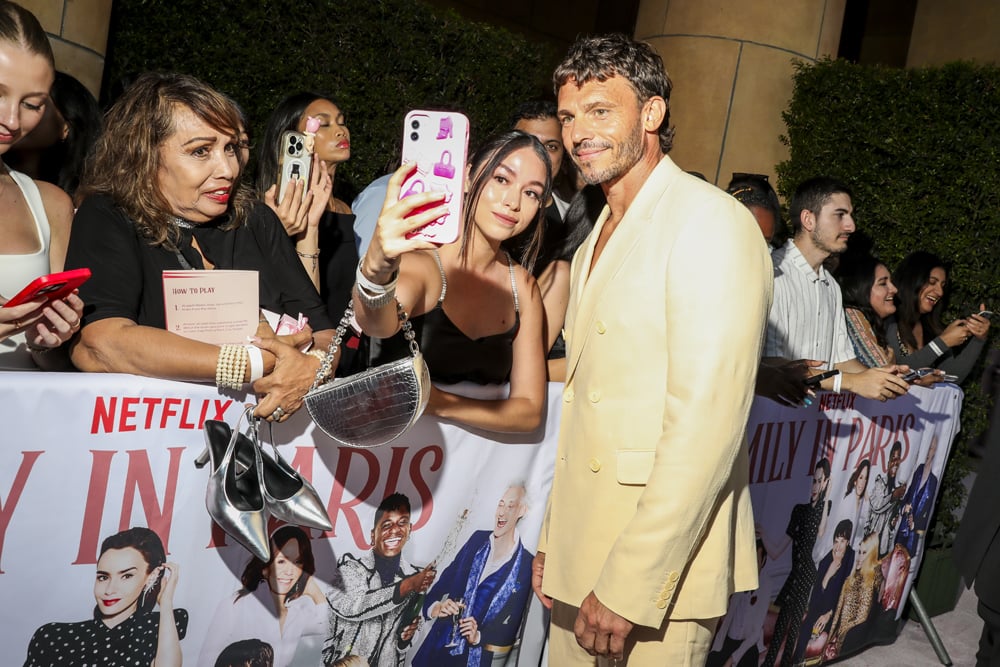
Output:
top-left (355, 130), bottom-right (549, 433)
top-left (0, 1), bottom-right (83, 369)
top-left (887, 250), bottom-right (990, 384)
top-left (65, 72), bottom-right (334, 421)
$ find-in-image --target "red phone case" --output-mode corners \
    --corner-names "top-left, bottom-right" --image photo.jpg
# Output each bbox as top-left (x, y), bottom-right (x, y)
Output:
top-left (399, 110), bottom-right (470, 244)
top-left (2, 268), bottom-right (91, 308)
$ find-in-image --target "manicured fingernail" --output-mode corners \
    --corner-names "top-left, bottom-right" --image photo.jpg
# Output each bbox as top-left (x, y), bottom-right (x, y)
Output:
top-left (803, 398), bottom-right (813, 406)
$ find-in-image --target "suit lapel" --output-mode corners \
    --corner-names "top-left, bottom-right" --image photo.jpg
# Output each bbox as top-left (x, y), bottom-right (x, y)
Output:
top-left (564, 157), bottom-right (683, 383)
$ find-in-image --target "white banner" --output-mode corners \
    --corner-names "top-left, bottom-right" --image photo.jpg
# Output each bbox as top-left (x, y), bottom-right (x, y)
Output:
top-left (0, 373), bottom-right (961, 667)
top-left (0, 372), bottom-right (559, 667)
top-left (717, 384), bottom-right (963, 667)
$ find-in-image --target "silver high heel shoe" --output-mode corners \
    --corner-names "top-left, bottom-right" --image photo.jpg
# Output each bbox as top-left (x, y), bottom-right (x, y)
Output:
top-left (196, 406), bottom-right (270, 562)
top-left (255, 420), bottom-right (333, 532)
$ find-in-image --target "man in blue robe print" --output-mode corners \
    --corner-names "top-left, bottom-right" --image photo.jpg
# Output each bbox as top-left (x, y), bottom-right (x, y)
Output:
top-left (412, 483), bottom-right (535, 666)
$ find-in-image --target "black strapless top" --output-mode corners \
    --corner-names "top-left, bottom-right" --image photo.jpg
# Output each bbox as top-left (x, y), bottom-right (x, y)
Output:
top-left (371, 251), bottom-right (520, 385)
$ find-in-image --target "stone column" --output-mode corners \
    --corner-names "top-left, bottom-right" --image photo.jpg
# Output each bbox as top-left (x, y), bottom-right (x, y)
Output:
top-left (908, 0), bottom-right (1000, 66)
top-left (634, 0), bottom-right (845, 187)
top-left (21, 0), bottom-right (113, 98)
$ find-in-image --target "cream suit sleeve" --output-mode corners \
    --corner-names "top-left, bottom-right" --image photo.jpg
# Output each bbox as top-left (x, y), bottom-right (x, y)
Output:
top-left (592, 197), bottom-right (772, 628)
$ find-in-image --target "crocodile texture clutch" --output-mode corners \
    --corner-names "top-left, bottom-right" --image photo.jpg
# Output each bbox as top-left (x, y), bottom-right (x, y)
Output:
top-left (305, 301), bottom-right (429, 448)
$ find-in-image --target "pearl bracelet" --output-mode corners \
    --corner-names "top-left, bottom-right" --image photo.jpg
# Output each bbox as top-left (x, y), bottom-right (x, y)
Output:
top-left (216, 344), bottom-right (249, 390)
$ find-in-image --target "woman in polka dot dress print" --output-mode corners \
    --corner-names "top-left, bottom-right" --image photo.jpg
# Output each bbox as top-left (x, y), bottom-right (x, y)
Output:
top-left (22, 527), bottom-right (187, 666)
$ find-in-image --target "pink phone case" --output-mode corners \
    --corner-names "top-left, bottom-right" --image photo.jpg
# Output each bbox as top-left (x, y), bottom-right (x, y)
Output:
top-left (399, 110), bottom-right (470, 244)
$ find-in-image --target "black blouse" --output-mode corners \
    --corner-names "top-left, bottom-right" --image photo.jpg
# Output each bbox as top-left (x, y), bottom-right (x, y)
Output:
top-left (23, 608), bottom-right (188, 667)
top-left (65, 195), bottom-right (333, 331)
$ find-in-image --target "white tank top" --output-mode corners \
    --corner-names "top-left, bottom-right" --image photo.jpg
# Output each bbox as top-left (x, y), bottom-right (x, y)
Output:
top-left (0, 164), bottom-right (53, 369)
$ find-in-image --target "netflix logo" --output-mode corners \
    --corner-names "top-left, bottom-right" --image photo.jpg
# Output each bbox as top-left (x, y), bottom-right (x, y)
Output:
top-left (90, 396), bottom-right (236, 433)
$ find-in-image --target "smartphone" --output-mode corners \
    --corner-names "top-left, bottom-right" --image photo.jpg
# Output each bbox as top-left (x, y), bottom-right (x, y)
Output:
top-left (942, 374), bottom-right (959, 383)
top-left (399, 109), bottom-right (470, 244)
top-left (277, 130), bottom-right (312, 204)
top-left (901, 368), bottom-right (936, 382)
top-left (975, 310), bottom-right (994, 319)
top-left (804, 369), bottom-right (840, 387)
top-left (2, 268), bottom-right (91, 308)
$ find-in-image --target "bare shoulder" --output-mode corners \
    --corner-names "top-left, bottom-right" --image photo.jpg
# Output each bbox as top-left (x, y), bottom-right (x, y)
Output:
top-left (35, 180), bottom-right (74, 226)
top-left (512, 263), bottom-right (542, 306)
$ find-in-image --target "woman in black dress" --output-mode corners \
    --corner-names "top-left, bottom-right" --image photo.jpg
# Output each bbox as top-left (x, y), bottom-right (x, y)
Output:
top-left (65, 73), bottom-right (334, 422)
top-left (24, 527), bottom-right (186, 667)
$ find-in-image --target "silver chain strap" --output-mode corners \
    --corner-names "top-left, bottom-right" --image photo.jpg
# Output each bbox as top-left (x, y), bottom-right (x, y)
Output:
top-left (308, 300), bottom-right (417, 391)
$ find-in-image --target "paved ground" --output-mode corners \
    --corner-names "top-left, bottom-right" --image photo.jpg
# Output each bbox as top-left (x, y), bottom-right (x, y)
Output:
top-left (837, 584), bottom-right (981, 666)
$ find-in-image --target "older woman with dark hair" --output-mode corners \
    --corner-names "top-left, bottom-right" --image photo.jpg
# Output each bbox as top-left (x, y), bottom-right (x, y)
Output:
top-left (24, 527), bottom-right (185, 667)
top-left (65, 72), bottom-right (334, 421)
top-left (199, 526), bottom-right (326, 667)
top-left (887, 250), bottom-right (990, 384)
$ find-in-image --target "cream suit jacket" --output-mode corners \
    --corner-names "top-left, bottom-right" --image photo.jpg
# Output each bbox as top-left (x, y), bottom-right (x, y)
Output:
top-left (538, 156), bottom-right (773, 628)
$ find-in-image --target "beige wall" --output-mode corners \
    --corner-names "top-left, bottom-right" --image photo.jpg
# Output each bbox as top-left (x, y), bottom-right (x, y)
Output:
top-left (20, 0), bottom-right (112, 97)
top-left (635, 0), bottom-right (846, 187)
top-left (908, 0), bottom-right (1000, 66)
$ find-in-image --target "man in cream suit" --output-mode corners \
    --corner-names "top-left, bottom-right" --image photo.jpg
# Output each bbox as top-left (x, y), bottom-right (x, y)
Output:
top-left (532, 34), bottom-right (773, 664)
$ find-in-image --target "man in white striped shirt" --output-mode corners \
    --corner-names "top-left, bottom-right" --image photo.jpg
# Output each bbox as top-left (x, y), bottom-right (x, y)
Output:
top-left (760, 177), bottom-right (909, 403)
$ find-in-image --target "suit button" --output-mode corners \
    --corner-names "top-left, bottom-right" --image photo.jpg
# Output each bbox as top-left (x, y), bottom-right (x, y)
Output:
top-left (596, 321), bottom-right (607, 334)
top-left (656, 599), bottom-right (668, 609)
top-left (589, 458), bottom-right (602, 472)
top-left (588, 391), bottom-right (601, 403)
top-left (564, 388), bottom-right (575, 402)
top-left (668, 571), bottom-right (680, 583)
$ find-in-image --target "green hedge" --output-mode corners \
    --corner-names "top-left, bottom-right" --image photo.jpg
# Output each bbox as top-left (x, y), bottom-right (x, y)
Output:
top-left (778, 58), bottom-right (1000, 543)
top-left (104, 0), bottom-right (553, 201)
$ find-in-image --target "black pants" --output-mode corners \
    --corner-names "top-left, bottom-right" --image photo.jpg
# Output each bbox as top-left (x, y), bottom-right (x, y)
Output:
top-left (977, 600), bottom-right (1000, 667)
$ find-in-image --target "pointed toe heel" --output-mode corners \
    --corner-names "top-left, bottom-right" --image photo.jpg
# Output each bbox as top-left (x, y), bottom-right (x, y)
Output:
top-left (257, 440), bottom-right (333, 532)
top-left (201, 407), bottom-right (270, 561)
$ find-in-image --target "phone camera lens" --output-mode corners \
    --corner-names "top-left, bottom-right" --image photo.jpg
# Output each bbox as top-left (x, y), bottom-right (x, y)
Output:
top-left (410, 132), bottom-right (419, 141)
top-left (287, 146), bottom-right (296, 155)
top-left (411, 120), bottom-right (420, 130)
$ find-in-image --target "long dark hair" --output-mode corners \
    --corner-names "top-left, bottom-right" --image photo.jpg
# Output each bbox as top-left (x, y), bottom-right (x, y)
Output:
top-left (836, 250), bottom-right (890, 349)
top-left (21, 71), bottom-right (102, 197)
top-left (893, 250), bottom-right (949, 351)
top-left (256, 91), bottom-right (337, 196)
top-left (94, 527), bottom-right (166, 619)
top-left (237, 525), bottom-right (315, 604)
top-left (462, 130), bottom-right (552, 273)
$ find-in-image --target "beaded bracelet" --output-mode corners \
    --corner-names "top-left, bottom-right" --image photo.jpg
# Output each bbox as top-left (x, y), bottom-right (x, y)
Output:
top-left (305, 349), bottom-right (334, 382)
top-left (215, 344), bottom-right (249, 390)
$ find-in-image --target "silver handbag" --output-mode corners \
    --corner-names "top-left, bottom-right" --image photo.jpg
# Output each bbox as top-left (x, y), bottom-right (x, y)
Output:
top-left (305, 301), bottom-right (430, 448)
